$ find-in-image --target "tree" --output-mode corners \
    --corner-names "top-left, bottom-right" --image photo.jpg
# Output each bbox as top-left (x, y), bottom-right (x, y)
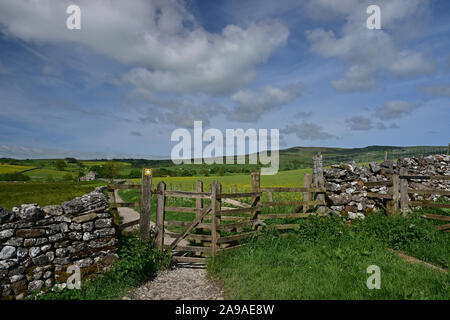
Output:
top-left (55, 159), bottom-right (67, 171)
top-left (103, 161), bottom-right (119, 179)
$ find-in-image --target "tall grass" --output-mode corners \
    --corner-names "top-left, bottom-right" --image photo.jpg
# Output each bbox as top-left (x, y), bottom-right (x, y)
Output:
top-left (208, 213), bottom-right (450, 300)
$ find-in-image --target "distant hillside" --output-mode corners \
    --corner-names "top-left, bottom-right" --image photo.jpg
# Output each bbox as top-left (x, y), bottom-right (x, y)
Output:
top-left (277, 145), bottom-right (448, 169)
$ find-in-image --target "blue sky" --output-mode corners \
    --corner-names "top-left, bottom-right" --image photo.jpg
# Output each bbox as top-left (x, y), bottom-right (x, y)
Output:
top-left (0, 0), bottom-right (449, 159)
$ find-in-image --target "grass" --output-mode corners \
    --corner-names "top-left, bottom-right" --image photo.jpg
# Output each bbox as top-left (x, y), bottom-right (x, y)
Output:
top-left (22, 168), bottom-right (76, 181)
top-left (0, 181), bottom-right (106, 210)
top-left (36, 233), bottom-right (171, 300)
top-left (208, 213), bottom-right (450, 300)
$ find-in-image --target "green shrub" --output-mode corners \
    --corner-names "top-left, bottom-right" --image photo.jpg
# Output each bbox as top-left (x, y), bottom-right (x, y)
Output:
top-left (37, 233), bottom-right (171, 300)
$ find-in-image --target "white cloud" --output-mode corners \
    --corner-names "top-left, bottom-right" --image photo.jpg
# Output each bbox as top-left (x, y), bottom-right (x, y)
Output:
top-left (228, 83), bottom-right (303, 122)
top-left (0, 0), bottom-right (289, 95)
top-left (345, 116), bottom-right (373, 131)
top-left (374, 100), bottom-right (421, 120)
top-left (420, 85), bottom-right (450, 97)
top-left (281, 121), bottom-right (335, 141)
top-left (305, 0), bottom-right (435, 92)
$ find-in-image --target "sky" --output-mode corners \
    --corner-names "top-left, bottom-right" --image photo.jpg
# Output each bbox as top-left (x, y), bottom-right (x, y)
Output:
top-left (0, 0), bottom-right (449, 159)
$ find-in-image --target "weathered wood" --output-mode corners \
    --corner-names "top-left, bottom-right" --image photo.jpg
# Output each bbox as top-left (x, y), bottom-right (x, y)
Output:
top-left (218, 206), bottom-right (259, 215)
top-left (155, 182), bottom-right (166, 251)
top-left (259, 200), bottom-right (325, 206)
top-left (164, 220), bottom-right (212, 229)
top-left (220, 216), bottom-right (252, 221)
top-left (302, 173), bottom-right (313, 213)
top-left (259, 213), bottom-right (319, 219)
top-left (260, 186), bottom-right (326, 193)
top-left (407, 189), bottom-right (450, 196)
top-left (118, 219), bottom-right (140, 231)
top-left (140, 168), bottom-right (152, 240)
top-left (217, 231), bottom-right (257, 244)
top-left (110, 202), bottom-right (140, 208)
top-left (384, 150), bottom-right (388, 161)
top-left (164, 191), bottom-right (212, 198)
top-left (217, 192), bottom-right (262, 199)
top-left (165, 206), bottom-right (198, 213)
top-left (218, 221), bottom-right (254, 232)
top-left (195, 180), bottom-right (204, 245)
top-left (168, 204), bottom-right (212, 250)
top-left (251, 172), bottom-right (261, 222)
top-left (399, 168), bottom-right (410, 216)
top-left (422, 214), bottom-right (450, 221)
top-left (222, 198), bottom-right (251, 208)
top-left (211, 181), bottom-right (220, 256)
top-left (435, 223), bottom-right (450, 231)
top-left (165, 232), bottom-right (212, 241)
top-left (164, 245), bottom-right (211, 253)
top-left (399, 175), bottom-right (450, 181)
top-left (410, 201), bottom-right (450, 209)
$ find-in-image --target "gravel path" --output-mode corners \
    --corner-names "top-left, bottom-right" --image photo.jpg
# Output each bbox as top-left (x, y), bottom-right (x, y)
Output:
top-left (128, 266), bottom-right (225, 300)
top-left (116, 189), bottom-right (223, 300)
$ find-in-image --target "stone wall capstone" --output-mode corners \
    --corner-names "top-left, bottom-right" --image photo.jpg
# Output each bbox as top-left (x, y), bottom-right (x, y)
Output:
top-left (0, 186), bottom-right (118, 300)
top-left (323, 154), bottom-right (450, 219)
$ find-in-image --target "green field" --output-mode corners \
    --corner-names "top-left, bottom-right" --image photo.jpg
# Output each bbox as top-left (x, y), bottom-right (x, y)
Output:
top-left (208, 213), bottom-right (450, 300)
top-left (0, 181), bottom-right (106, 210)
top-left (0, 164), bottom-right (35, 174)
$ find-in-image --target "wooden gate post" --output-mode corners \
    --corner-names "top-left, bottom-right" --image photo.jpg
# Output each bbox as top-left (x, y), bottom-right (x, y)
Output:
top-left (391, 174), bottom-right (400, 216)
top-left (195, 180), bottom-right (204, 245)
top-left (140, 168), bottom-right (153, 240)
top-left (211, 181), bottom-right (221, 256)
top-left (313, 153), bottom-right (325, 212)
top-left (303, 173), bottom-right (313, 213)
top-left (399, 168), bottom-right (410, 216)
top-left (155, 182), bottom-right (166, 250)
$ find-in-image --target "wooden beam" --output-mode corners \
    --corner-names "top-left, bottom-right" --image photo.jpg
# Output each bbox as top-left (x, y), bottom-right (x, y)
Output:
top-left (164, 191), bottom-right (211, 198)
top-left (168, 205), bottom-right (212, 250)
top-left (155, 181), bottom-right (166, 251)
top-left (140, 168), bottom-right (152, 240)
top-left (222, 198), bottom-right (250, 208)
top-left (422, 214), bottom-right (450, 221)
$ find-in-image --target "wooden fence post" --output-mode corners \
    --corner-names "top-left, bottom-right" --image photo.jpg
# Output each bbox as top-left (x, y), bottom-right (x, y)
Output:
top-left (303, 173), bottom-right (312, 213)
top-left (251, 171), bottom-right (261, 222)
top-left (211, 181), bottom-right (221, 256)
top-left (399, 168), bottom-right (410, 216)
top-left (384, 150), bottom-right (388, 161)
top-left (140, 168), bottom-right (153, 240)
top-left (155, 182), bottom-right (166, 250)
top-left (313, 153), bottom-right (325, 212)
top-left (195, 180), bottom-right (204, 245)
top-left (391, 174), bottom-right (400, 216)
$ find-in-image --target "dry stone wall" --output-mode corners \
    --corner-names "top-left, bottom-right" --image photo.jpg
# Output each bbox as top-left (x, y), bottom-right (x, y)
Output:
top-left (0, 186), bottom-right (118, 299)
top-left (323, 154), bottom-right (450, 219)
